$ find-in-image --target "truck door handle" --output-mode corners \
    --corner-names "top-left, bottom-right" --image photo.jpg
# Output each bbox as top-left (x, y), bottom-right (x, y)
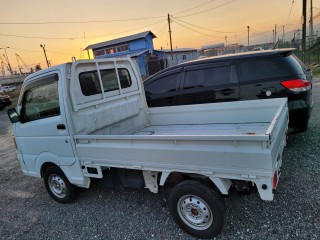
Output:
top-left (57, 124), bottom-right (66, 130)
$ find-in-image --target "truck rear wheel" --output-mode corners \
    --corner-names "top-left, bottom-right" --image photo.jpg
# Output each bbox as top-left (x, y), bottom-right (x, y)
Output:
top-left (44, 166), bottom-right (77, 203)
top-left (168, 180), bottom-right (226, 239)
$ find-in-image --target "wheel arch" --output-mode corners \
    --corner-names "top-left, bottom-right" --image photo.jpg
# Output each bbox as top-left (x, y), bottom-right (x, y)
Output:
top-left (35, 152), bottom-right (70, 177)
top-left (160, 171), bottom-right (231, 195)
top-left (40, 162), bottom-right (58, 178)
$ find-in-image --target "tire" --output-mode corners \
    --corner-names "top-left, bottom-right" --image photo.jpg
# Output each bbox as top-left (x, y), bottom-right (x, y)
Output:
top-left (296, 119), bottom-right (309, 133)
top-left (168, 180), bottom-right (226, 239)
top-left (44, 166), bottom-right (77, 203)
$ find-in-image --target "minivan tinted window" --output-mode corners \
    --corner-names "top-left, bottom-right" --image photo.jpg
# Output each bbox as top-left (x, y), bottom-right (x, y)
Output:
top-left (145, 73), bottom-right (180, 94)
top-left (184, 66), bottom-right (231, 89)
top-left (237, 56), bottom-right (304, 82)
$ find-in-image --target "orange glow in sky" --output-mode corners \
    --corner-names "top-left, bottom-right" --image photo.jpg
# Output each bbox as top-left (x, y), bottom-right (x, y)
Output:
top-left (0, 0), bottom-right (318, 72)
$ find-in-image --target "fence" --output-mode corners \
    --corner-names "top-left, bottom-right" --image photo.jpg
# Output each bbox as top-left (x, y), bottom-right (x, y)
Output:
top-left (278, 37), bottom-right (320, 66)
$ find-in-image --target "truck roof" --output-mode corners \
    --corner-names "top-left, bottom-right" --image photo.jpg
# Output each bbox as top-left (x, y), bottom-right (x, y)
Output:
top-left (23, 62), bottom-right (70, 84)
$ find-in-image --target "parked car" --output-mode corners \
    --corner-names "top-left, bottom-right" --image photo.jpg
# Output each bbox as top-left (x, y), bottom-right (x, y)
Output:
top-left (144, 48), bottom-right (313, 132)
top-left (0, 94), bottom-right (12, 110)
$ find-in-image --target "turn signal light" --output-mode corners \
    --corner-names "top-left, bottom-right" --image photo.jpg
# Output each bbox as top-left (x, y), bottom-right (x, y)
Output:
top-left (273, 171), bottom-right (278, 190)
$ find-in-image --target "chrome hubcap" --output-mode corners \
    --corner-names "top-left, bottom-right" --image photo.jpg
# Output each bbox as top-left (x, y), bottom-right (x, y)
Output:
top-left (177, 195), bottom-right (213, 230)
top-left (48, 174), bottom-right (66, 198)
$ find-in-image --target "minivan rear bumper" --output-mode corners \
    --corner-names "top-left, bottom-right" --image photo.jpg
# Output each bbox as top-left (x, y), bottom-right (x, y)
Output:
top-left (288, 99), bottom-right (313, 130)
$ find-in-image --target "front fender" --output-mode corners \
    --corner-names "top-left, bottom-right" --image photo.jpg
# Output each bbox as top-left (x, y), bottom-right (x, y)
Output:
top-left (34, 152), bottom-right (76, 177)
top-left (34, 153), bottom-right (90, 188)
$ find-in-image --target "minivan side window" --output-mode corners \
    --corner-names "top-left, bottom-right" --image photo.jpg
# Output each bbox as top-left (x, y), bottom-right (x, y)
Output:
top-left (237, 57), bottom-right (299, 82)
top-left (183, 66), bottom-right (231, 89)
top-left (21, 75), bottom-right (60, 123)
top-left (145, 73), bottom-right (180, 95)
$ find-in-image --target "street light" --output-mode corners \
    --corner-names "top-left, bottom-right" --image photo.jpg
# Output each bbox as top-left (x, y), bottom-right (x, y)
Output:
top-left (0, 47), bottom-right (13, 75)
top-left (40, 44), bottom-right (50, 68)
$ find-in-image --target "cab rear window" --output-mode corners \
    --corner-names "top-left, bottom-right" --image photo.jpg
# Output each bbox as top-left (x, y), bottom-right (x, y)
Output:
top-left (79, 68), bottom-right (132, 96)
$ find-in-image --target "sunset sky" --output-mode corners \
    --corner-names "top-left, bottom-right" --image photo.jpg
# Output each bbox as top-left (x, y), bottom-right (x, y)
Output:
top-left (1, 0), bottom-right (319, 73)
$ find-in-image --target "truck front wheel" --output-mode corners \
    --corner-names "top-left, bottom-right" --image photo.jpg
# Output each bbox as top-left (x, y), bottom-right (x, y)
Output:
top-left (44, 166), bottom-right (77, 203)
top-left (168, 180), bottom-right (226, 239)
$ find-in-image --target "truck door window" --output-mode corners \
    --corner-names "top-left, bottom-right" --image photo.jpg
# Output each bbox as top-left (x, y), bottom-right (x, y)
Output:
top-left (21, 77), bottom-right (60, 123)
top-left (79, 68), bottom-right (132, 96)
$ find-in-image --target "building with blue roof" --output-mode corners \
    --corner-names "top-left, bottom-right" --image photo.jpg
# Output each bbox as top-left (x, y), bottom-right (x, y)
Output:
top-left (85, 31), bottom-right (164, 78)
top-left (85, 31), bottom-right (201, 77)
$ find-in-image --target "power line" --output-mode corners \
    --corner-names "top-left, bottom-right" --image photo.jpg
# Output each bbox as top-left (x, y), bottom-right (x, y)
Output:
top-left (0, 33), bottom-right (80, 40)
top-left (0, 16), bottom-right (165, 25)
top-left (286, 0), bottom-right (295, 26)
top-left (0, 19), bottom-right (166, 41)
top-left (173, 0), bottom-right (218, 15)
top-left (46, 50), bottom-right (75, 56)
top-left (174, 0), bottom-right (237, 18)
top-left (250, 28), bottom-right (270, 34)
top-left (0, 45), bottom-right (74, 56)
top-left (173, 20), bottom-right (224, 39)
top-left (85, 19), bottom-right (166, 39)
top-left (0, 46), bottom-right (41, 53)
top-left (173, 17), bottom-right (245, 34)
top-left (155, 23), bottom-right (168, 38)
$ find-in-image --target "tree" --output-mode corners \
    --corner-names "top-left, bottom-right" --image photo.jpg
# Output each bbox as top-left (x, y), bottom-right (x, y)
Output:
top-left (35, 64), bottom-right (42, 71)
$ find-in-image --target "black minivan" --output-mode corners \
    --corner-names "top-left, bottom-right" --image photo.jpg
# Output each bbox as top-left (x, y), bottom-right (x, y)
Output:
top-left (144, 49), bottom-right (313, 132)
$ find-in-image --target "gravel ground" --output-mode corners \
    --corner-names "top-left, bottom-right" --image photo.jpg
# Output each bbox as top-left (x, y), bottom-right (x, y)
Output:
top-left (0, 78), bottom-right (319, 240)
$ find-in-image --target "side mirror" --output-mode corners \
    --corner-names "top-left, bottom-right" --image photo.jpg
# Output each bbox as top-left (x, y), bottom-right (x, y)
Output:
top-left (7, 108), bottom-right (20, 123)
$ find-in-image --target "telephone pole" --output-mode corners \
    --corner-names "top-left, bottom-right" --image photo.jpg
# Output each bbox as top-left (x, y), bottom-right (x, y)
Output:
top-left (274, 24), bottom-right (277, 43)
top-left (40, 44), bottom-right (50, 68)
top-left (273, 30), bottom-right (275, 45)
top-left (302, 0), bottom-right (307, 62)
top-left (282, 25), bottom-right (285, 42)
top-left (310, 0), bottom-right (314, 45)
top-left (247, 26), bottom-right (250, 47)
top-left (167, 14), bottom-right (174, 65)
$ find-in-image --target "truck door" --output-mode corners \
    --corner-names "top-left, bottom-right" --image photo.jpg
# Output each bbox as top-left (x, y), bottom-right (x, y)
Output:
top-left (14, 71), bottom-right (75, 175)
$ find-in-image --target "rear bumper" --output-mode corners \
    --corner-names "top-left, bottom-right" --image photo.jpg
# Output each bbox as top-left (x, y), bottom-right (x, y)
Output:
top-left (288, 99), bottom-right (313, 128)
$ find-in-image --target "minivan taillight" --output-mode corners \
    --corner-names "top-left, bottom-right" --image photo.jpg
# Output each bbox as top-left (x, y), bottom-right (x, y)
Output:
top-left (281, 79), bottom-right (311, 92)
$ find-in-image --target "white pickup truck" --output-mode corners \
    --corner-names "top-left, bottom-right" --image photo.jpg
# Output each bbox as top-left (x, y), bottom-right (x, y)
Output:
top-left (7, 58), bottom-right (288, 239)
